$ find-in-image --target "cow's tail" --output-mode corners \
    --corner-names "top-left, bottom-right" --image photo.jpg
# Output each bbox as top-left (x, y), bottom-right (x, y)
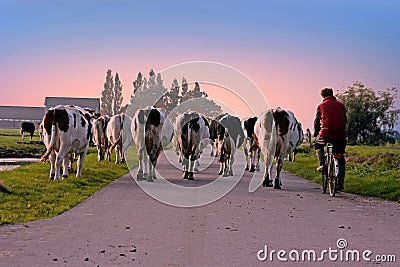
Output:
top-left (109, 135), bottom-right (121, 152)
top-left (40, 124), bottom-right (57, 162)
top-left (109, 115), bottom-right (123, 152)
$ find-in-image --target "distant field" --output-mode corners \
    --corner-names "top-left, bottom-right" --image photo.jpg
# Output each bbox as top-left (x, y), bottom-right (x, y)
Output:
top-left (0, 128), bottom-right (44, 158)
top-left (284, 144), bottom-right (400, 202)
top-left (0, 129), bottom-right (136, 225)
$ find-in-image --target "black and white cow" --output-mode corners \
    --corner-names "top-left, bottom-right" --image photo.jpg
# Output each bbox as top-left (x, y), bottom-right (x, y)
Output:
top-left (132, 106), bottom-right (173, 182)
top-left (68, 105), bottom-right (100, 146)
top-left (286, 110), bottom-right (304, 162)
top-left (217, 132), bottom-right (236, 176)
top-left (173, 111), bottom-right (210, 180)
top-left (20, 122), bottom-right (35, 140)
top-left (209, 113), bottom-right (244, 175)
top-left (242, 116), bottom-right (260, 172)
top-left (254, 109), bottom-right (277, 188)
top-left (40, 105), bottom-right (92, 180)
top-left (106, 113), bottom-right (133, 164)
top-left (92, 115), bottom-right (110, 161)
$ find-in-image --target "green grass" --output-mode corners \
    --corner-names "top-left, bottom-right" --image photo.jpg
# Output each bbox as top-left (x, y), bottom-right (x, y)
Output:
top-left (0, 128), bottom-right (44, 158)
top-left (284, 144), bottom-right (400, 202)
top-left (0, 129), bottom-right (137, 225)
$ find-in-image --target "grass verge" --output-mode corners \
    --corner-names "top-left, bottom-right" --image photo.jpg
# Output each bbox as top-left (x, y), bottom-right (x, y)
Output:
top-left (0, 147), bottom-right (137, 225)
top-left (284, 144), bottom-right (400, 202)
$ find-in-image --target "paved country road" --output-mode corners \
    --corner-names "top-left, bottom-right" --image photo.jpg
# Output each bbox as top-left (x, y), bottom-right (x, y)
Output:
top-left (0, 150), bottom-right (399, 266)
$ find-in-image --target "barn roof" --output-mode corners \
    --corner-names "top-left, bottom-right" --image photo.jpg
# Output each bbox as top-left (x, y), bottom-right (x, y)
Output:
top-left (44, 97), bottom-right (101, 113)
top-left (0, 106), bottom-right (45, 120)
top-left (44, 97), bottom-right (100, 108)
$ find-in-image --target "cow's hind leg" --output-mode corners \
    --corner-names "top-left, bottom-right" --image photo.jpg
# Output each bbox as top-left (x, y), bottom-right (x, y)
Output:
top-left (218, 161), bottom-right (224, 175)
top-left (49, 152), bottom-right (56, 180)
top-left (228, 154), bottom-right (234, 176)
top-left (62, 155), bottom-right (69, 179)
top-left (262, 164), bottom-right (273, 187)
top-left (76, 152), bottom-right (87, 178)
top-left (274, 157), bottom-right (283, 189)
top-left (182, 158), bottom-right (189, 179)
top-left (187, 157), bottom-right (195, 180)
top-left (255, 149), bottom-right (261, 171)
top-left (137, 149), bottom-right (145, 181)
top-left (223, 160), bottom-right (229, 177)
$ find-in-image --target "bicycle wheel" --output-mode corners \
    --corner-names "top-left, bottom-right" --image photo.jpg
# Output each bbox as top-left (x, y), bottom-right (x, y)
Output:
top-left (328, 156), bottom-right (337, 197)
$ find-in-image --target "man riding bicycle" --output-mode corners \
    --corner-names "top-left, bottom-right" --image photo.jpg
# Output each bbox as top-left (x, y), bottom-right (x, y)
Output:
top-left (314, 88), bottom-right (347, 191)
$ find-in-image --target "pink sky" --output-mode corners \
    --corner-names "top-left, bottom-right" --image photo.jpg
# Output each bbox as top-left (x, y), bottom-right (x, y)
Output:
top-left (1, 1), bottom-right (399, 131)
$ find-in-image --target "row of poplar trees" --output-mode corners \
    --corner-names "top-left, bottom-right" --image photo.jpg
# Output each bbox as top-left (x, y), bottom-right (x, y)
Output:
top-left (100, 69), bottom-right (123, 116)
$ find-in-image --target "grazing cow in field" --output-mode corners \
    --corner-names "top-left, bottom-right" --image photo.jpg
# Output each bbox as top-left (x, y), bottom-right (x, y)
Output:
top-left (106, 113), bottom-right (133, 164)
top-left (92, 115), bottom-right (110, 161)
top-left (38, 122), bottom-right (44, 141)
top-left (217, 132), bottom-right (236, 176)
top-left (20, 122), bottom-right (35, 140)
top-left (286, 110), bottom-right (304, 162)
top-left (254, 110), bottom-right (277, 188)
top-left (40, 105), bottom-right (92, 180)
top-left (173, 111), bottom-right (210, 180)
top-left (242, 116), bottom-right (260, 172)
top-left (132, 106), bottom-right (173, 182)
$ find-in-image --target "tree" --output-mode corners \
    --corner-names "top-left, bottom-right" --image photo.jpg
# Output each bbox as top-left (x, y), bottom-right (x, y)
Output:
top-left (337, 81), bottom-right (399, 144)
top-left (181, 81), bottom-right (208, 102)
top-left (113, 72), bottom-right (123, 115)
top-left (132, 72), bottom-right (143, 94)
top-left (127, 70), bottom-right (167, 118)
top-left (181, 77), bottom-right (188, 97)
top-left (101, 69), bottom-right (114, 116)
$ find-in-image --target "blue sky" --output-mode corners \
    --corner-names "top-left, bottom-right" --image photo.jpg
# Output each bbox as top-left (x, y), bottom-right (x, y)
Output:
top-left (1, 0), bottom-right (399, 129)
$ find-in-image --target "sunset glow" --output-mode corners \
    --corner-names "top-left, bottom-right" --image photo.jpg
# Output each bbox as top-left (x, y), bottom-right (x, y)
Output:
top-left (1, 0), bottom-right (399, 130)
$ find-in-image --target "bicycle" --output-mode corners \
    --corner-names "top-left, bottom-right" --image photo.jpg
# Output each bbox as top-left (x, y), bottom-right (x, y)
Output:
top-left (321, 143), bottom-right (341, 197)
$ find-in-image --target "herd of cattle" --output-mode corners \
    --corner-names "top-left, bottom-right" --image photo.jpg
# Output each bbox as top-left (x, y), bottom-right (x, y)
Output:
top-left (21, 104), bottom-right (304, 189)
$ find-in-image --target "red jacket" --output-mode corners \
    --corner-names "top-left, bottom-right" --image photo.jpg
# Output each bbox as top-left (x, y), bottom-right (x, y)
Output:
top-left (314, 96), bottom-right (346, 140)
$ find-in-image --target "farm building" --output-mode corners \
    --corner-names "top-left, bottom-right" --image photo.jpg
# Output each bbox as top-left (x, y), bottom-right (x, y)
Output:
top-left (0, 97), bottom-right (100, 129)
top-left (0, 106), bottom-right (45, 129)
top-left (44, 97), bottom-right (100, 113)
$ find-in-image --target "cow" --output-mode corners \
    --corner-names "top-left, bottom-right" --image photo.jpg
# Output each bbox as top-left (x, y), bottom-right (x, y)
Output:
top-left (217, 132), bottom-right (236, 176)
top-left (208, 114), bottom-right (244, 176)
top-left (286, 110), bottom-right (304, 162)
top-left (208, 113), bottom-right (226, 157)
top-left (40, 105), bottom-right (92, 180)
top-left (20, 122), bottom-right (35, 140)
top-left (92, 115), bottom-right (110, 161)
top-left (270, 107), bottom-right (292, 189)
top-left (67, 105), bottom-right (100, 146)
top-left (242, 116), bottom-right (260, 172)
top-left (254, 110), bottom-right (277, 188)
top-left (305, 128), bottom-right (312, 147)
top-left (209, 114), bottom-right (244, 155)
top-left (106, 113), bottom-right (133, 164)
top-left (173, 111), bottom-right (210, 180)
top-left (38, 122), bottom-right (44, 141)
top-left (132, 106), bottom-right (173, 182)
